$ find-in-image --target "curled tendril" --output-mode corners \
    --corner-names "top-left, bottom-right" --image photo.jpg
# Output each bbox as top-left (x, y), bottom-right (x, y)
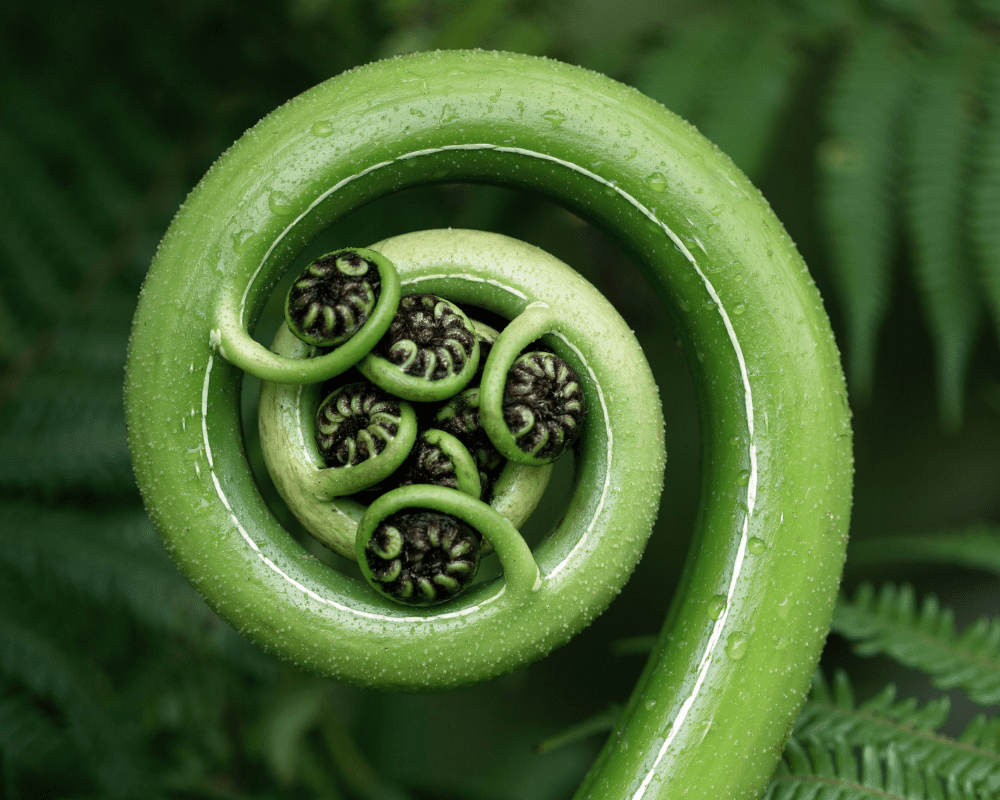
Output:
top-left (503, 351), bottom-right (586, 462)
top-left (400, 428), bottom-right (482, 499)
top-left (285, 249), bottom-right (381, 346)
top-left (363, 509), bottom-right (481, 606)
top-left (315, 382), bottom-right (401, 468)
top-left (435, 388), bottom-right (505, 501)
top-left (359, 293), bottom-right (480, 401)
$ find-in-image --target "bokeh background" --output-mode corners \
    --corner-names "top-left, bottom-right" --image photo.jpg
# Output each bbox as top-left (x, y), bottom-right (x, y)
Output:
top-left (1, 1), bottom-right (998, 798)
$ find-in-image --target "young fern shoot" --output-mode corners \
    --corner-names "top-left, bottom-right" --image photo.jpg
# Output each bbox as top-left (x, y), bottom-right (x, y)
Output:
top-left (125, 51), bottom-right (852, 800)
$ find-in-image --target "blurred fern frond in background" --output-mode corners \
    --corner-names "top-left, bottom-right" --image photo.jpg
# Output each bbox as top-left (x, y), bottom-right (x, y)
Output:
top-left (636, 0), bottom-right (1000, 425)
top-left (0, 0), bottom-right (997, 798)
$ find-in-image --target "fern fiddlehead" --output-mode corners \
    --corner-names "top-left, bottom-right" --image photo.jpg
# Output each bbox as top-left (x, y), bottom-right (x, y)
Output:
top-left (125, 51), bottom-right (853, 799)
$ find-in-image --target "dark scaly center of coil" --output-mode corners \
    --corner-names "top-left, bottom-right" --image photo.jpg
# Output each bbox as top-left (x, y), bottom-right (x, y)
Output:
top-left (288, 252), bottom-right (381, 345)
top-left (503, 352), bottom-right (586, 461)
top-left (381, 294), bottom-right (476, 381)
top-left (365, 511), bottom-right (480, 605)
top-left (436, 389), bottom-right (504, 501)
top-left (315, 383), bottom-right (401, 467)
top-left (401, 436), bottom-right (459, 490)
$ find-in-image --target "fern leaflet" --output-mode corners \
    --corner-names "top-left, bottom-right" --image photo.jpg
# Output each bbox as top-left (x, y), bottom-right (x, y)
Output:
top-left (798, 670), bottom-right (1000, 791)
top-left (636, 14), bottom-right (739, 126)
top-left (970, 49), bottom-right (1000, 343)
top-left (768, 739), bottom-right (993, 799)
top-left (902, 24), bottom-right (984, 428)
top-left (820, 21), bottom-right (913, 398)
top-left (849, 526), bottom-right (1000, 578)
top-left (833, 583), bottom-right (1000, 706)
top-left (696, 16), bottom-right (802, 177)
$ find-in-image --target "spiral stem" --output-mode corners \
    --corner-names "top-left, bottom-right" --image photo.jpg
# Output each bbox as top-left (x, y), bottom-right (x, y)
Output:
top-left (126, 50), bottom-right (852, 800)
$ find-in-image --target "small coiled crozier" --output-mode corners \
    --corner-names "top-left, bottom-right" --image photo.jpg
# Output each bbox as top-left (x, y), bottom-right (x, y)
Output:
top-left (314, 382), bottom-right (402, 468)
top-left (364, 510), bottom-right (481, 605)
top-left (380, 294), bottom-right (476, 381)
top-left (503, 351), bottom-right (586, 462)
top-left (285, 250), bottom-right (381, 346)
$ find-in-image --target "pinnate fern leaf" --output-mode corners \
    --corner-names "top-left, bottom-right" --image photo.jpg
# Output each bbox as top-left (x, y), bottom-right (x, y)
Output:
top-left (970, 50), bottom-right (1000, 343)
top-left (797, 670), bottom-right (1000, 791)
top-left (833, 583), bottom-right (1000, 706)
top-left (820, 21), bottom-right (913, 397)
top-left (902, 26), bottom-right (984, 428)
top-left (636, 15), bottom-right (739, 127)
top-left (768, 739), bottom-right (993, 800)
top-left (696, 18), bottom-right (802, 177)
top-left (0, 500), bottom-right (206, 634)
top-left (0, 373), bottom-right (134, 496)
top-left (849, 526), bottom-right (1000, 578)
top-left (0, 694), bottom-right (73, 773)
top-left (0, 610), bottom-right (151, 797)
top-left (638, 10), bottom-right (800, 177)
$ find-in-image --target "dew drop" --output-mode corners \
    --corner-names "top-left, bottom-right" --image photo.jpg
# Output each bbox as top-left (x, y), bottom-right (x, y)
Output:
top-left (268, 191), bottom-right (292, 215)
top-left (710, 204), bottom-right (725, 216)
top-left (725, 631), bottom-right (749, 661)
top-left (439, 105), bottom-right (459, 124)
top-left (707, 594), bottom-right (727, 621)
top-left (748, 537), bottom-right (767, 555)
top-left (644, 698), bottom-right (657, 711)
top-left (310, 120), bottom-right (334, 137)
top-left (542, 109), bottom-right (567, 127)
top-left (231, 230), bottom-right (255, 253)
top-left (732, 303), bottom-right (746, 315)
top-left (736, 469), bottom-right (751, 486)
top-left (646, 172), bottom-right (667, 192)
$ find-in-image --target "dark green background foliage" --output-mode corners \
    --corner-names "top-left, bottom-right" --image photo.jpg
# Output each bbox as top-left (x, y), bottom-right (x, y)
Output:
top-left (1, 0), bottom-right (998, 798)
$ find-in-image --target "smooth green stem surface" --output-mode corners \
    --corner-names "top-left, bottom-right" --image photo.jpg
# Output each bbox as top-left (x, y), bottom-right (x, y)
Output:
top-left (126, 51), bottom-right (852, 800)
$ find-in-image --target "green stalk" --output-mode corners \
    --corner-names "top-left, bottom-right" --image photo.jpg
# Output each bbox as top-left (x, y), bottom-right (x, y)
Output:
top-left (126, 51), bottom-right (852, 799)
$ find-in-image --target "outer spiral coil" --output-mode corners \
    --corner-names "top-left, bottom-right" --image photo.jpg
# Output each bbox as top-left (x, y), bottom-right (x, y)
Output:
top-left (125, 51), bottom-right (852, 800)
